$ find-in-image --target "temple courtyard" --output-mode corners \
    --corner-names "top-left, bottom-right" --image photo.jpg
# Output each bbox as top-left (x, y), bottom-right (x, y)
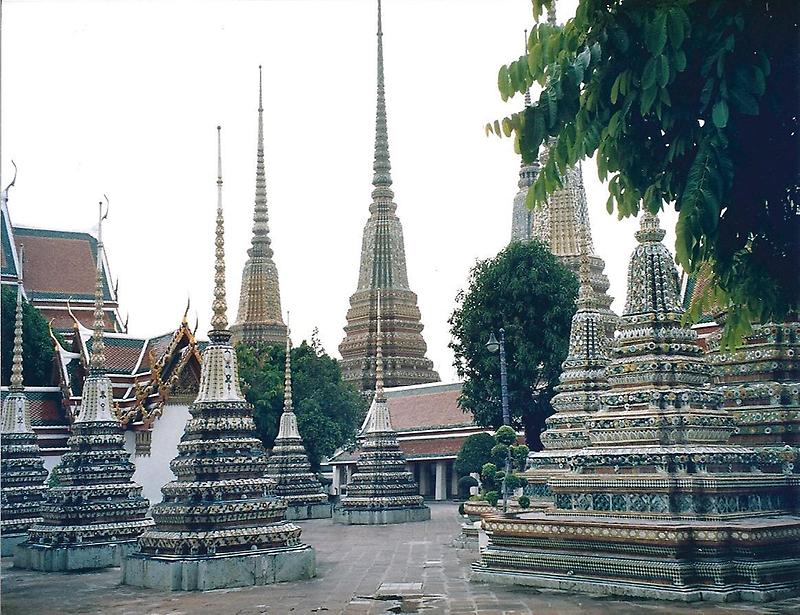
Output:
top-left (0, 503), bottom-right (797, 615)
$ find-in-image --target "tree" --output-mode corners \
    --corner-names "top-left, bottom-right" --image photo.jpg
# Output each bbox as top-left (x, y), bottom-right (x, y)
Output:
top-left (1, 286), bottom-right (61, 387)
top-left (236, 340), bottom-right (366, 469)
top-left (489, 0), bottom-right (799, 345)
top-left (454, 432), bottom-right (495, 477)
top-left (449, 241), bottom-right (578, 449)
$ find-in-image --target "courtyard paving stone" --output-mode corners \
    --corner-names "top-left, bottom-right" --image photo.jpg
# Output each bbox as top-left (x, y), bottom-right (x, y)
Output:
top-left (2, 503), bottom-right (799, 614)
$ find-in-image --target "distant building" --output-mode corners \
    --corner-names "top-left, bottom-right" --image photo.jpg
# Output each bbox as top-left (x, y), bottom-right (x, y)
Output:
top-left (329, 382), bottom-right (490, 501)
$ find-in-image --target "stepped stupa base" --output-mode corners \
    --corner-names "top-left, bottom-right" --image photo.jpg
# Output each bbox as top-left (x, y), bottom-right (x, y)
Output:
top-left (452, 521), bottom-right (479, 549)
top-left (284, 502), bottom-right (332, 521)
top-left (2, 534), bottom-right (28, 557)
top-left (14, 539), bottom-right (139, 571)
top-left (333, 506), bottom-right (430, 525)
top-left (123, 545), bottom-right (316, 591)
top-left (472, 513), bottom-right (800, 603)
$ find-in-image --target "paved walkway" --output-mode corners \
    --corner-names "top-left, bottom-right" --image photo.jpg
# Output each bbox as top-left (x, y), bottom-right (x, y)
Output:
top-left (2, 503), bottom-right (799, 614)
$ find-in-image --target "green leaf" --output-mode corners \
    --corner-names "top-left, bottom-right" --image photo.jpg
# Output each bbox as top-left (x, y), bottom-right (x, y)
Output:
top-left (642, 57), bottom-right (658, 92)
top-left (712, 100), bottom-right (729, 128)
top-left (667, 8), bottom-right (685, 49)
top-left (658, 54), bottom-right (670, 88)
top-left (498, 65), bottom-right (511, 101)
top-left (646, 12), bottom-right (668, 56)
top-left (673, 49), bottom-right (687, 72)
top-left (610, 72), bottom-right (622, 104)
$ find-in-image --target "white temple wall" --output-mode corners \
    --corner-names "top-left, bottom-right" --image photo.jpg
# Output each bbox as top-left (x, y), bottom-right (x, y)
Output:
top-left (124, 401), bottom-right (191, 508)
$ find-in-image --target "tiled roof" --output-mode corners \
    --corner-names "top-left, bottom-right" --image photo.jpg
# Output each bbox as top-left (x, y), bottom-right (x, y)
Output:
top-left (1, 206), bottom-right (18, 279)
top-left (103, 336), bottom-right (148, 373)
top-left (385, 382), bottom-right (472, 431)
top-left (40, 307), bottom-right (119, 333)
top-left (140, 332), bottom-right (176, 371)
top-left (12, 227), bottom-right (112, 301)
top-left (0, 388), bottom-right (65, 426)
top-left (399, 435), bottom-right (468, 459)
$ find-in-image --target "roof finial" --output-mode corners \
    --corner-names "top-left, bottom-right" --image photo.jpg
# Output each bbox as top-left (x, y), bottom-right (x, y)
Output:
top-left (182, 296), bottom-right (191, 325)
top-left (89, 197), bottom-right (109, 373)
top-left (67, 296), bottom-right (80, 331)
top-left (9, 245), bottom-right (25, 392)
top-left (209, 126), bottom-right (229, 339)
top-left (283, 313), bottom-right (293, 413)
top-left (248, 65), bottom-right (273, 259)
top-left (1, 160), bottom-right (17, 205)
top-left (375, 290), bottom-right (385, 401)
top-left (371, 0), bottom-right (394, 200)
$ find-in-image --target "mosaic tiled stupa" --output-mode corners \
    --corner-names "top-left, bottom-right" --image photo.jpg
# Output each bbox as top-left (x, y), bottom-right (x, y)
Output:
top-left (230, 67), bottom-right (287, 347)
top-left (338, 0), bottom-right (439, 395)
top-left (523, 237), bottom-right (611, 504)
top-left (473, 213), bottom-right (800, 602)
top-left (335, 293), bottom-right (430, 525)
top-left (14, 202), bottom-right (153, 572)
top-left (262, 330), bottom-right (330, 520)
top-left (707, 320), bottom-right (799, 486)
top-left (1, 264), bottom-right (48, 556)
top-left (123, 127), bottom-right (314, 591)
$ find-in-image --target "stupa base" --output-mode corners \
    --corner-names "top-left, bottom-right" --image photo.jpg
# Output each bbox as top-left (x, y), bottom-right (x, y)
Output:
top-left (451, 522), bottom-right (479, 549)
top-left (284, 502), bottom-right (332, 520)
top-left (122, 545), bottom-right (316, 591)
top-left (472, 513), bottom-right (800, 603)
top-left (14, 539), bottom-right (138, 571)
top-left (2, 534), bottom-right (28, 557)
top-left (333, 506), bottom-right (430, 525)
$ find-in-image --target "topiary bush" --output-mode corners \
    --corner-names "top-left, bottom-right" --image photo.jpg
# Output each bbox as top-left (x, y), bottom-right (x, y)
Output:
top-left (511, 444), bottom-right (530, 471)
top-left (485, 490), bottom-right (500, 507)
top-left (458, 502), bottom-right (466, 516)
top-left (491, 443), bottom-right (509, 467)
top-left (454, 432), bottom-right (495, 477)
top-left (494, 425), bottom-right (517, 446)
top-left (457, 475), bottom-right (479, 498)
top-left (480, 462), bottom-right (498, 490)
top-left (518, 495), bottom-right (530, 509)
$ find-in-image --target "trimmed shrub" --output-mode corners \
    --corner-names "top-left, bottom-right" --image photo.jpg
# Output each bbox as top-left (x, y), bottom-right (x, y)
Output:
top-left (518, 495), bottom-right (530, 509)
top-left (485, 491), bottom-right (500, 507)
top-left (494, 425), bottom-right (517, 446)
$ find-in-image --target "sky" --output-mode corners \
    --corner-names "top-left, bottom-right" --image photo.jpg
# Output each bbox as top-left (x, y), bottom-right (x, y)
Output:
top-left (2, 0), bottom-right (677, 383)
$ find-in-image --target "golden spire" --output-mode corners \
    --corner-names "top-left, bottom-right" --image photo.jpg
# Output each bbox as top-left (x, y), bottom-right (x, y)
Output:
top-left (9, 245), bottom-right (25, 392)
top-left (283, 314), bottom-right (293, 413)
top-left (89, 198), bottom-right (109, 374)
top-left (209, 125), bottom-right (230, 340)
top-left (375, 291), bottom-right (385, 401)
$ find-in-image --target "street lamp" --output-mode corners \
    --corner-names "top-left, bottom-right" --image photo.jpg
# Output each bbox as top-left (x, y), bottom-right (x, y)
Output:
top-left (486, 328), bottom-right (512, 513)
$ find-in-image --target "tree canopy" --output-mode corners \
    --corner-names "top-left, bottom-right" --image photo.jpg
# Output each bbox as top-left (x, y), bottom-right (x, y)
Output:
top-left (1, 286), bottom-right (60, 387)
top-left (489, 0), bottom-right (799, 345)
top-left (454, 432), bottom-right (495, 477)
top-left (236, 340), bottom-right (366, 469)
top-left (449, 240), bottom-right (578, 450)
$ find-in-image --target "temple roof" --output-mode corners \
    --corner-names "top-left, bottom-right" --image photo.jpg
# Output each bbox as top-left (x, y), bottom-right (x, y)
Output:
top-left (384, 382), bottom-right (471, 431)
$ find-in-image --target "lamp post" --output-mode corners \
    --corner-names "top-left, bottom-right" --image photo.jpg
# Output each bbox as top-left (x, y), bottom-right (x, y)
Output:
top-left (486, 328), bottom-right (512, 513)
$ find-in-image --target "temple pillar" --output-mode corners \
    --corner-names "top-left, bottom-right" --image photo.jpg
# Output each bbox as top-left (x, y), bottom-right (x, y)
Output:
top-left (450, 462), bottom-right (458, 499)
top-left (419, 463), bottom-right (429, 497)
top-left (332, 466), bottom-right (341, 496)
top-left (435, 461), bottom-right (446, 501)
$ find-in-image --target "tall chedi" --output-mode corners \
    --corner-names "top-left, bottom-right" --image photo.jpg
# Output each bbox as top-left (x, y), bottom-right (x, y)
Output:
top-left (15, 201), bottom-right (153, 572)
top-left (123, 127), bottom-right (314, 592)
top-left (474, 213), bottom-right (800, 602)
top-left (335, 292), bottom-right (430, 525)
top-left (510, 5), bottom-right (616, 339)
top-left (231, 66), bottom-right (287, 346)
top-left (262, 324), bottom-right (331, 520)
top-left (339, 0), bottom-right (439, 394)
top-left (1, 250), bottom-right (48, 556)
top-left (524, 234), bottom-right (611, 503)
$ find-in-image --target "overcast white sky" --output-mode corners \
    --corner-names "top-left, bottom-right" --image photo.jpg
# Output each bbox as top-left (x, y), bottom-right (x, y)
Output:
top-left (2, 0), bottom-right (676, 382)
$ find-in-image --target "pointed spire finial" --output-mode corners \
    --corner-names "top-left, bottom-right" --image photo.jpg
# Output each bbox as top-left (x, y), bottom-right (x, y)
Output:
top-left (635, 210), bottom-right (666, 244)
top-left (371, 0), bottom-right (394, 200)
top-left (89, 198), bottom-right (109, 373)
top-left (248, 65), bottom-right (273, 259)
top-left (283, 314), bottom-right (293, 413)
top-left (523, 30), bottom-right (531, 107)
top-left (576, 227), bottom-right (594, 309)
top-left (209, 126), bottom-right (230, 339)
top-left (375, 291), bottom-right (385, 401)
top-left (9, 245), bottom-right (25, 392)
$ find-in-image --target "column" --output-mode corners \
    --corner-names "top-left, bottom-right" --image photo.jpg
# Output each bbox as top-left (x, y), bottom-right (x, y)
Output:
top-left (332, 465), bottom-right (341, 496)
top-left (450, 462), bottom-right (459, 499)
top-left (435, 461), bottom-right (446, 501)
top-left (419, 462), bottom-right (429, 497)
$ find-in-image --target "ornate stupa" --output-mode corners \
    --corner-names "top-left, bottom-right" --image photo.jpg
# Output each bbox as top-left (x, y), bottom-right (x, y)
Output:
top-left (338, 0), bottom-right (439, 395)
top-left (1, 255), bottom-right (48, 556)
top-left (523, 236), bottom-right (611, 502)
top-left (14, 201), bottom-right (153, 572)
top-left (262, 326), bottom-right (330, 520)
top-left (335, 292), bottom-right (430, 524)
top-left (123, 127), bottom-right (314, 591)
top-left (509, 7), bottom-right (616, 340)
top-left (474, 213), bottom-right (800, 602)
top-left (707, 319), bottom-right (800, 478)
top-left (230, 67), bottom-right (287, 347)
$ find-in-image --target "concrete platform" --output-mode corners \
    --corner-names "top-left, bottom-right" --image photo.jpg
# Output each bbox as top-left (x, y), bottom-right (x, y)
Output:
top-left (14, 540), bottom-right (138, 571)
top-left (333, 506), bottom-right (430, 525)
top-left (1, 534), bottom-right (28, 557)
top-left (284, 502), bottom-right (332, 520)
top-left (122, 545), bottom-right (315, 591)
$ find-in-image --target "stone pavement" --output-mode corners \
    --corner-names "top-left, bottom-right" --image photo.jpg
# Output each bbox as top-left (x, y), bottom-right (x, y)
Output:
top-left (2, 503), bottom-right (799, 614)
